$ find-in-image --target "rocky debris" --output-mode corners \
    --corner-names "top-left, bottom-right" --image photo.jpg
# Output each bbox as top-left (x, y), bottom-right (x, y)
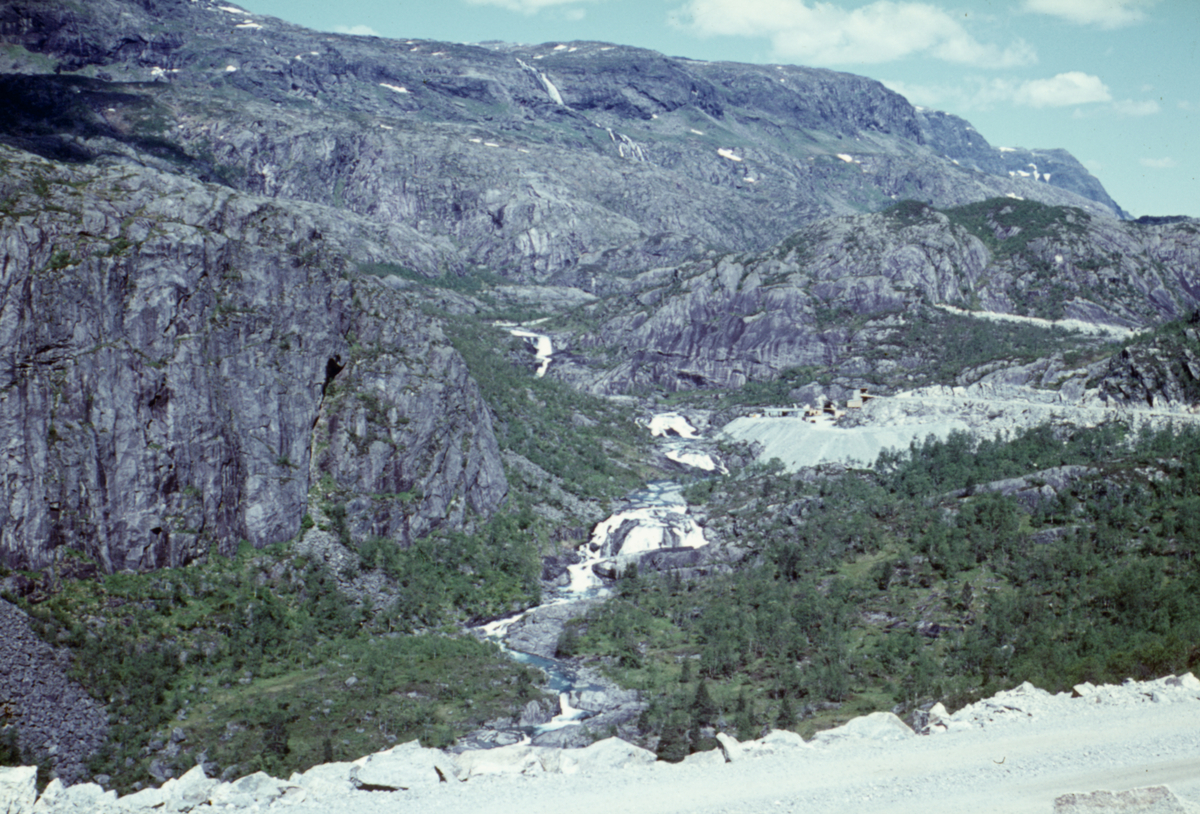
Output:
top-left (29, 778), bottom-right (117, 812)
top-left (810, 712), bottom-right (915, 745)
top-left (1054, 786), bottom-right (1192, 814)
top-left (351, 741), bottom-right (457, 790)
top-left (0, 766), bottom-right (36, 814)
top-left (0, 144), bottom-right (506, 573)
top-left (10, 673), bottom-right (1200, 811)
top-left (922, 675), bottom-right (1200, 736)
top-left (0, 600), bottom-right (108, 786)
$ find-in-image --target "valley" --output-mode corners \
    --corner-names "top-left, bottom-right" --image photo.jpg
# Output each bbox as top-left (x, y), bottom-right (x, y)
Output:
top-left (1, 0), bottom-right (1200, 808)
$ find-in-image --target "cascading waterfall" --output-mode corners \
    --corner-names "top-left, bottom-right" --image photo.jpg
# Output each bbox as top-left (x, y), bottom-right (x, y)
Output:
top-left (473, 411), bottom-right (721, 734)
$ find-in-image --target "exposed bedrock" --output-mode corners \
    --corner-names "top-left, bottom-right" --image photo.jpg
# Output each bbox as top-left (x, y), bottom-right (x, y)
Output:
top-left (0, 147), bottom-right (505, 572)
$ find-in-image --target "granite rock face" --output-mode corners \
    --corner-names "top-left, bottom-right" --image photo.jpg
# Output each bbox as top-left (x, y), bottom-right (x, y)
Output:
top-left (0, 146), bottom-right (505, 571)
top-left (575, 202), bottom-right (1200, 393)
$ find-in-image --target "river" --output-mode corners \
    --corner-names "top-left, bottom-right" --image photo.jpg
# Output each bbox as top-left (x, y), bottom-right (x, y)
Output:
top-left (472, 410), bottom-right (719, 740)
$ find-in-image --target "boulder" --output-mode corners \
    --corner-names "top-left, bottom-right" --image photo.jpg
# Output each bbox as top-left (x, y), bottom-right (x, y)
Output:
top-left (32, 779), bottom-right (117, 812)
top-left (208, 772), bottom-right (292, 808)
top-left (560, 737), bottom-right (656, 775)
top-left (680, 749), bottom-right (726, 767)
top-left (741, 729), bottom-right (810, 756)
top-left (812, 712), bottom-right (915, 745)
top-left (158, 765), bottom-right (216, 812)
top-left (351, 741), bottom-right (458, 790)
top-left (451, 744), bottom-right (543, 779)
top-left (516, 699), bottom-right (555, 728)
top-left (0, 766), bottom-right (37, 814)
top-left (289, 762), bottom-right (358, 797)
top-left (714, 733), bottom-right (742, 763)
top-left (1054, 786), bottom-right (1190, 813)
top-left (116, 786), bottom-right (165, 810)
top-left (531, 725), bottom-right (596, 749)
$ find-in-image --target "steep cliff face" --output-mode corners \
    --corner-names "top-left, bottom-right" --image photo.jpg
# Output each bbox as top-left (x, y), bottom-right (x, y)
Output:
top-left (0, 145), bottom-right (505, 572)
top-left (0, 0), bottom-right (1125, 286)
top-left (574, 201), bottom-right (1200, 393)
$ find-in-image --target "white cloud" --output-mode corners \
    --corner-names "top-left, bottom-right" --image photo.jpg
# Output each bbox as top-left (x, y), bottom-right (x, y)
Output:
top-left (1023, 0), bottom-right (1155, 28)
top-left (1112, 99), bottom-right (1160, 116)
top-left (1013, 72), bottom-right (1111, 107)
top-left (1178, 100), bottom-right (1193, 111)
top-left (669, 0), bottom-right (1037, 67)
top-left (882, 72), bottom-right (1114, 111)
top-left (334, 24), bottom-right (380, 36)
top-left (1140, 157), bottom-right (1177, 169)
top-left (465, 0), bottom-right (597, 12)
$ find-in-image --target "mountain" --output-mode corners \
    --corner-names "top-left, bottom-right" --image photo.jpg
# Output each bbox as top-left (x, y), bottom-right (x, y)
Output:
top-left (0, 0), bottom-right (1151, 573)
top-left (5, 0), bottom-right (1200, 794)
top-left (3, 0), bottom-right (1125, 288)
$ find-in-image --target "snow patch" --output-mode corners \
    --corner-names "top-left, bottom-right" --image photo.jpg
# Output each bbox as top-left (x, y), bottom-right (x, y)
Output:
top-left (553, 44), bottom-right (567, 50)
top-left (380, 83), bottom-right (410, 94)
top-left (689, 129), bottom-right (705, 135)
top-left (999, 146), bottom-right (1017, 152)
top-left (217, 5), bottom-right (249, 13)
top-left (224, 65), bottom-right (238, 72)
top-left (1006, 192), bottom-right (1024, 200)
top-left (836, 153), bottom-right (855, 163)
top-left (235, 22), bottom-right (262, 29)
top-left (717, 148), bottom-right (742, 162)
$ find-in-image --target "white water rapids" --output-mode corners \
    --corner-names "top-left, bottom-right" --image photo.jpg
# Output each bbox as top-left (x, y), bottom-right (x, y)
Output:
top-left (474, 412), bottom-right (719, 732)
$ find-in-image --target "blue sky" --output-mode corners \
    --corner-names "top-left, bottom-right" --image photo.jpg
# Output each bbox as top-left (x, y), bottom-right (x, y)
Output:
top-left (237, 0), bottom-right (1198, 218)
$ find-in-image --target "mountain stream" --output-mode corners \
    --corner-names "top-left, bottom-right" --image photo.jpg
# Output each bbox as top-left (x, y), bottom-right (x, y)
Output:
top-left (470, 411), bottom-right (718, 742)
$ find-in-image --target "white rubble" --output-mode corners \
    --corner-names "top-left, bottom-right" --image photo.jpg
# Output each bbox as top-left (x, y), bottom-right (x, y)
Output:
top-left (0, 765), bottom-right (37, 814)
top-left (17, 673), bottom-right (1200, 812)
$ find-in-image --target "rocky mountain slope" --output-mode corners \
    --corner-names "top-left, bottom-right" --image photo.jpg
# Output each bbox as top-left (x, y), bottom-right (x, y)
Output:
top-left (2, 0), bottom-right (1124, 287)
top-left (4, 0), bottom-right (1200, 798)
top-left (553, 199), bottom-right (1200, 394)
top-left (0, 145), bottom-right (505, 572)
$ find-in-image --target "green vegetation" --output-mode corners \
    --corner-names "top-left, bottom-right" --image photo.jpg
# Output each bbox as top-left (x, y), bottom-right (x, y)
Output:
top-left (358, 511), bottom-right (543, 628)
top-left (8, 542), bottom-right (545, 792)
top-left (1105, 312), bottom-right (1200, 403)
top-left (886, 308), bottom-right (1097, 385)
top-left (944, 198), bottom-right (1090, 257)
top-left (359, 262), bottom-right (506, 296)
top-left (564, 423), bottom-right (1200, 753)
top-left (448, 317), bottom-right (652, 501)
